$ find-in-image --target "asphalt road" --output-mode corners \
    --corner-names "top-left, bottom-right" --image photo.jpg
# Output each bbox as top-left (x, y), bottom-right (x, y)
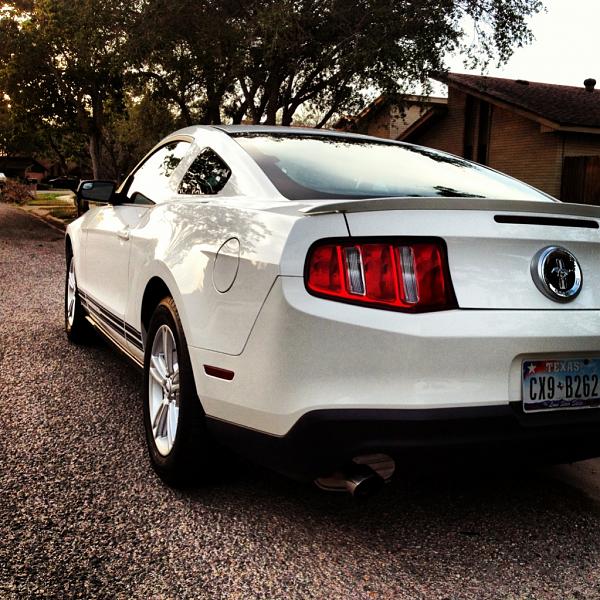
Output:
top-left (2, 203), bottom-right (600, 599)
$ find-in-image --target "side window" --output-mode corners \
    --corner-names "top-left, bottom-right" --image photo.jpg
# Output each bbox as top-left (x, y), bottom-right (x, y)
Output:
top-left (130, 192), bottom-right (154, 206)
top-left (178, 148), bottom-right (232, 195)
top-left (126, 140), bottom-right (190, 202)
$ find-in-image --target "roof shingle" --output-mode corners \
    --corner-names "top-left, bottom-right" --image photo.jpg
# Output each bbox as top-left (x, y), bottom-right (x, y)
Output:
top-left (440, 73), bottom-right (600, 130)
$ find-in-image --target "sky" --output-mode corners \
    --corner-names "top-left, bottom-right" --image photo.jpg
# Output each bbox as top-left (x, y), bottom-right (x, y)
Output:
top-left (443, 0), bottom-right (600, 89)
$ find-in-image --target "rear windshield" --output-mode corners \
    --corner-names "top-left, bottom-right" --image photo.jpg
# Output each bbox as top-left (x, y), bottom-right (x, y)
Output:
top-left (233, 133), bottom-right (552, 202)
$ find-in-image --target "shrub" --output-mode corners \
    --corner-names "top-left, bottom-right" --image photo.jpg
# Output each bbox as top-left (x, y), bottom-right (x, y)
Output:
top-left (0, 178), bottom-right (35, 205)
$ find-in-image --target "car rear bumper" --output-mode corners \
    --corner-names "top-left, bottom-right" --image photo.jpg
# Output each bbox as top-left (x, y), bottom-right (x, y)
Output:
top-left (206, 404), bottom-right (600, 480)
top-left (190, 276), bottom-right (600, 439)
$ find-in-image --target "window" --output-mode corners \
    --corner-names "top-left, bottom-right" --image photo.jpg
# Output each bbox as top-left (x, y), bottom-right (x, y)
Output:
top-left (476, 101), bottom-right (491, 165)
top-left (463, 96), bottom-right (476, 160)
top-left (129, 192), bottom-right (154, 206)
top-left (126, 140), bottom-right (190, 202)
top-left (178, 148), bottom-right (232, 195)
top-left (233, 134), bottom-right (551, 202)
top-left (463, 98), bottom-right (492, 165)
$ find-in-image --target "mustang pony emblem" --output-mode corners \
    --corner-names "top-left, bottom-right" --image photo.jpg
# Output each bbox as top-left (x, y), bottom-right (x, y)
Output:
top-left (531, 246), bottom-right (582, 302)
top-left (550, 258), bottom-right (570, 291)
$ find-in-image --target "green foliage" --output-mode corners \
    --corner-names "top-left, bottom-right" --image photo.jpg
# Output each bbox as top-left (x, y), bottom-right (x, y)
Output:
top-left (131, 0), bottom-right (543, 127)
top-left (0, 0), bottom-right (137, 177)
top-left (0, 0), bottom-right (544, 176)
top-left (27, 193), bottom-right (62, 204)
top-left (103, 94), bottom-right (182, 180)
top-left (48, 205), bottom-right (77, 221)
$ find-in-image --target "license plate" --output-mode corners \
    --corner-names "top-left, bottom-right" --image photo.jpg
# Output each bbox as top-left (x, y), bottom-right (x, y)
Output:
top-left (522, 358), bottom-right (600, 412)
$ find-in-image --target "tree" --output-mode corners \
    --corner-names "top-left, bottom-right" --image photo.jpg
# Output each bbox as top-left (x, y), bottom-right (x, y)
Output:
top-left (0, 0), bottom-right (135, 178)
top-left (132, 0), bottom-right (544, 127)
top-left (0, 0), bottom-right (544, 174)
top-left (104, 93), bottom-right (182, 180)
top-left (128, 0), bottom-right (244, 126)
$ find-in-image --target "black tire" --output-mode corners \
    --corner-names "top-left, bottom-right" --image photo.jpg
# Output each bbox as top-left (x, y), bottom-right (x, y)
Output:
top-left (143, 296), bottom-right (213, 487)
top-left (65, 255), bottom-right (94, 344)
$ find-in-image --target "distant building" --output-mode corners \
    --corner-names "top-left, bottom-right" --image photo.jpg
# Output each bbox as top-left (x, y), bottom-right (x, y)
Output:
top-left (402, 73), bottom-right (600, 205)
top-left (0, 156), bottom-right (48, 182)
top-left (334, 94), bottom-right (447, 141)
top-left (343, 74), bottom-right (600, 205)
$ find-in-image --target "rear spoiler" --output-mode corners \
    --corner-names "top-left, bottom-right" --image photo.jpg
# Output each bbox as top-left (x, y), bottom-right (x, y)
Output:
top-left (301, 197), bottom-right (600, 219)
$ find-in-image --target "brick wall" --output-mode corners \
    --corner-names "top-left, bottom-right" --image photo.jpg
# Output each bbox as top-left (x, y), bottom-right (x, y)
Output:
top-left (393, 86), bottom-right (600, 201)
top-left (563, 133), bottom-right (600, 158)
top-left (561, 134), bottom-right (600, 204)
top-left (364, 107), bottom-right (393, 139)
top-left (364, 104), bottom-right (435, 140)
top-left (409, 88), bottom-right (466, 156)
top-left (411, 92), bottom-right (567, 198)
top-left (487, 107), bottom-right (563, 198)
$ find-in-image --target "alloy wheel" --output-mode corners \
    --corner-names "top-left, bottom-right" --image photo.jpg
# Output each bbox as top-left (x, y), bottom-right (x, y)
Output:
top-left (66, 258), bottom-right (77, 327)
top-left (148, 324), bottom-right (180, 456)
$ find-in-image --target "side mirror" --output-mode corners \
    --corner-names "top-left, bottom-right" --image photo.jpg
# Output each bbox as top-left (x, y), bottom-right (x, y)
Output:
top-left (76, 180), bottom-right (116, 215)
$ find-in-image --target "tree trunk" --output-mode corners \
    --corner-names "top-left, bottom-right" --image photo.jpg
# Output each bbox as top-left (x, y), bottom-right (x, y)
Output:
top-left (204, 103), bottom-right (222, 124)
top-left (264, 100), bottom-right (278, 125)
top-left (178, 97), bottom-right (194, 126)
top-left (263, 73), bottom-right (282, 125)
top-left (281, 105), bottom-right (293, 126)
top-left (89, 132), bottom-right (102, 179)
top-left (315, 105), bottom-right (337, 129)
top-left (46, 134), bottom-right (69, 175)
top-left (231, 98), bottom-right (249, 124)
top-left (282, 99), bottom-right (302, 126)
top-left (203, 90), bottom-right (223, 124)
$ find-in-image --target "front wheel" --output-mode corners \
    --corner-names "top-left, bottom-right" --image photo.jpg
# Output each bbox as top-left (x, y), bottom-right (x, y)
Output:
top-left (143, 296), bottom-right (214, 486)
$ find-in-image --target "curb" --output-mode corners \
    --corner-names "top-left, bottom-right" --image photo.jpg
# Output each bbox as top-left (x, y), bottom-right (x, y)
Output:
top-left (16, 205), bottom-right (68, 234)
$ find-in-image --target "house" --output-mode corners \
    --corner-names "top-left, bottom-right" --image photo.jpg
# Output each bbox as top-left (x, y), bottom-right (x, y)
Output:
top-left (334, 94), bottom-right (447, 140)
top-left (400, 73), bottom-right (600, 205)
top-left (0, 156), bottom-right (48, 182)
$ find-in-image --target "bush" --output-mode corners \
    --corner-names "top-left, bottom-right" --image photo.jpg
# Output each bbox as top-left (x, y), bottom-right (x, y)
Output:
top-left (0, 178), bottom-right (36, 205)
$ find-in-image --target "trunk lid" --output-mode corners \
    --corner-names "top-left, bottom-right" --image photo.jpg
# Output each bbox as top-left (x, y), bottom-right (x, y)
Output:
top-left (304, 197), bottom-right (600, 310)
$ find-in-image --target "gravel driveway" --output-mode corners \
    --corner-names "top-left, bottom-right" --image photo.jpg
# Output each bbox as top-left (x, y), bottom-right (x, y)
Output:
top-left (2, 203), bottom-right (600, 599)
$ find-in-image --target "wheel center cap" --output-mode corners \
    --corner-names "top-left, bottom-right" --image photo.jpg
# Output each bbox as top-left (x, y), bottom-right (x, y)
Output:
top-left (165, 377), bottom-right (172, 394)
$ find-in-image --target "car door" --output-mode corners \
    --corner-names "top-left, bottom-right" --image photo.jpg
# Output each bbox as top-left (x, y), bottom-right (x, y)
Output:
top-left (83, 140), bottom-right (191, 342)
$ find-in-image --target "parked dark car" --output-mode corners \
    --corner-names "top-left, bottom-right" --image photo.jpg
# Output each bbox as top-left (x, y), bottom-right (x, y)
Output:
top-left (48, 176), bottom-right (79, 192)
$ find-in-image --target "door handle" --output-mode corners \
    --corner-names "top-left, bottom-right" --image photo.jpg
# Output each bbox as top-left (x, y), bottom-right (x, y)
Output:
top-left (117, 229), bottom-right (130, 241)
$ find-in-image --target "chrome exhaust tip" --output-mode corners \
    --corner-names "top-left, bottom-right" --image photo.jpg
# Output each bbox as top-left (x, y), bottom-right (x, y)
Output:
top-left (343, 463), bottom-right (385, 498)
top-left (314, 454), bottom-right (393, 497)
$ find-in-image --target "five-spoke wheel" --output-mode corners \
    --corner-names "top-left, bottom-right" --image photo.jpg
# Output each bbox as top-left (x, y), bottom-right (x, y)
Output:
top-left (66, 258), bottom-right (77, 328)
top-left (64, 254), bottom-right (93, 343)
top-left (148, 324), bottom-right (181, 456)
top-left (143, 296), bottom-right (213, 485)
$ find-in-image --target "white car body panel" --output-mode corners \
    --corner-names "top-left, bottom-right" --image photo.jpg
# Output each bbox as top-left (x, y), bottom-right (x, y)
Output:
top-left (345, 208), bottom-right (600, 309)
top-left (190, 276), bottom-right (600, 436)
top-left (122, 197), bottom-right (349, 355)
top-left (83, 204), bottom-right (149, 318)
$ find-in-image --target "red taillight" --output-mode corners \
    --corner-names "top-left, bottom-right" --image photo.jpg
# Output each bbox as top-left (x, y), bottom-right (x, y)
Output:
top-left (306, 239), bottom-right (456, 312)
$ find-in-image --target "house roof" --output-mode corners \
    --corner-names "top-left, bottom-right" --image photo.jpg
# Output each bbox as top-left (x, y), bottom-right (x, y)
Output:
top-left (437, 73), bottom-right (600, 132)
top-left (0, 156), bottom-right (47, 173)
top-left (397, 105), bottom-right (447, 141)
top-left (333, 94), bottom-right (446, 131)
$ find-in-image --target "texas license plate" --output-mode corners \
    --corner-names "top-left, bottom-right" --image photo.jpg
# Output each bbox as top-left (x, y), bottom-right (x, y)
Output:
top-left (522, 358), bottom-right (600, 412)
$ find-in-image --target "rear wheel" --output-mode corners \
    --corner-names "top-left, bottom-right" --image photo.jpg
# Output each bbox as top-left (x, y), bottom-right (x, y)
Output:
top-left (65, 255), bottom-right (94, 343)
top-left (143, 296), bottom-right (214, 486)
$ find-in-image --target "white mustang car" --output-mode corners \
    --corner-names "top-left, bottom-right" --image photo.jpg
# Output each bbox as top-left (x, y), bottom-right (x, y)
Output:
top-left (66, 125), bottom-right (600, 496)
